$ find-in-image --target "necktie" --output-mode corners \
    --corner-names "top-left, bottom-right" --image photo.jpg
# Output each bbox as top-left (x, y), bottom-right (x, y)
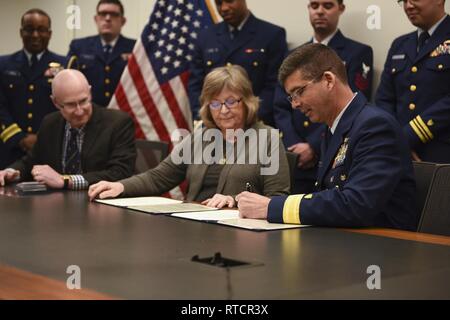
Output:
top-left (231, 28), bottom-right (239, 40)
top-left (30, 54), bottom-right (38, 70)
top-left (417, 31), bottom-right (430, 52)
top-left (103, 44), bottom-right (112, 61)
top-left (65, 129), bottom-right (81, 174)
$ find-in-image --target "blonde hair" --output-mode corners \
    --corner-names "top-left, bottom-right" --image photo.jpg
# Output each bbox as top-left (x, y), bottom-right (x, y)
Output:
top-left (199, 65), bottom-right (259, 129)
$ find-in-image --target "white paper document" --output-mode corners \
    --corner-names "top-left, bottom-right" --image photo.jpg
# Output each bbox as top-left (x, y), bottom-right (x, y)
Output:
top-left (95, 196), bottom-right (182, 207)
top-left (128, 203), bottom-right (218, 214)
top-left (171, 210), bottom-right (309, 231)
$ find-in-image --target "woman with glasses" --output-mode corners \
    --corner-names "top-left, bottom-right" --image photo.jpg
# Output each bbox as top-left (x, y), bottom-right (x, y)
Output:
top-left (89, 65), bottom-right (290, 208)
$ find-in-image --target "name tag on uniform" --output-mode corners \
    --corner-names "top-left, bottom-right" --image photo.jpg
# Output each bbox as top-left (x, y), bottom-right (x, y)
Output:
top-left (392, 54), bottom-right (406, 60)
top-left (80, 54), bottom-right (95, 60)
top-left (3, 70), bottom-right (21, 77)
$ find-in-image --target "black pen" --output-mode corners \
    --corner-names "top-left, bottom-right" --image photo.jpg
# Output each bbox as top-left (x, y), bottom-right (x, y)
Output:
top-left (245, 182), bottom-right (253, 192)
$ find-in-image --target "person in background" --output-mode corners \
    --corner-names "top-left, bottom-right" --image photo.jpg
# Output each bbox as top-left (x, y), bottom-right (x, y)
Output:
top-left (0, 8), bottom-right (67, 169)
top-left (188, 0), bottom-right (287, 127)
top-left (67, 0), bottom-right (135, 107)
top-left (376, 0), bottom-right (450, 163)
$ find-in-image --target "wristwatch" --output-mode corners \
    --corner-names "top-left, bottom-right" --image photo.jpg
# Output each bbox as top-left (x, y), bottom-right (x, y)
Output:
top-left (62, 175), bottom-right (71, 189)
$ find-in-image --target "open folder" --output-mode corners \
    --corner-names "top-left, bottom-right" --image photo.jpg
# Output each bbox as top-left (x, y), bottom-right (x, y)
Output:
top-left (94, 196), bottom-right (217, 215)
top-left (171, 210), bottom-right (309, 231)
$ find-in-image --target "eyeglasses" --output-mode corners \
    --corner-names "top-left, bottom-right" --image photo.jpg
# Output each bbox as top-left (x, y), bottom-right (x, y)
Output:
top-left (97, 11), bottom-right (122, 18)
top-left (21, 27), bottom-right (51, 35)
top-left (59, 98), bottom-right (91, 110)
top-left (397, 0), bottom-right (420, 6)
top-left (286, 80), bottom-right (315, 104)
top-left (209, 97), bottom-right (242, 110)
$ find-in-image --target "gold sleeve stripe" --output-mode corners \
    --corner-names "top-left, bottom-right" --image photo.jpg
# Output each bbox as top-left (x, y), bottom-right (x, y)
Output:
top-left (416, 115), bottom-right (434, 141)
top-left (282, 194), bottom-right (304, 224)
top-left (0, 123), bottom-right (22, 143)
top-left (412, 118), bottom-right (430, 141)
top-left (409, 119), bottom-right (427, 143)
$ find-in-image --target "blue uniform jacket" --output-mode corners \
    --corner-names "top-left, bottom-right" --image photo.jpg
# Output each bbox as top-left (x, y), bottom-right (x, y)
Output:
top-left (188, 13), bottom-right (287, 126)
top-left (375, 15), bottom-right (450, 163)
top-left (273, 30), bottom-right (373, 191)
top-left (68, 35), bottom-right (136, 107)
top-left (269, 93), bottom-right (418, 231)
top-left (0, 50), bottom-right (67, 168)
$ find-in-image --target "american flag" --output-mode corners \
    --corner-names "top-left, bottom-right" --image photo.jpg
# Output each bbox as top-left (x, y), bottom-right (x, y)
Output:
top-left (109, 0), bottom-right (216, 143)
top-left (109, 0), bottom-right (217, 199)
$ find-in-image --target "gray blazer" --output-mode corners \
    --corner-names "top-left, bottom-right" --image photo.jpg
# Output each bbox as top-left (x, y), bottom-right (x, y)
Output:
top-left (120, 122), bottom-right (290, 200)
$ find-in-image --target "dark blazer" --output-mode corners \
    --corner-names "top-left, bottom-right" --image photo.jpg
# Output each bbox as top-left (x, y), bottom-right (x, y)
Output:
top-left (68, 35), bottom-right (136, 107)
top-left (375, 15), bottom-right (450, 163)
top-left (269, 93), bottom-right (418, 231)
top-left (0, 50), bottom-right (67, 168)
top-left (11, 106), bottom-right (136, 184)
top-left (120, 122), bottom-right (290, 201)
top-left (188, 14), bottom-right (287, 126)
top-left (273, 30), bottom-right (373, 193)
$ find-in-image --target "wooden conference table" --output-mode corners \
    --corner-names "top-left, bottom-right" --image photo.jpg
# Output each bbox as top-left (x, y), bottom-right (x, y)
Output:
top-left (0, 186), bottom-right (449, 299)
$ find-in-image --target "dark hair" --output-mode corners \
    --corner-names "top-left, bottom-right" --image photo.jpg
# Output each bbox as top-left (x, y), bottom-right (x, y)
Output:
top-left (96, 0), bottom-right (125, 15)
top-left (21, 8), bottom-right (51, 29)
top-left (278, 43), bottom-right (348, 86)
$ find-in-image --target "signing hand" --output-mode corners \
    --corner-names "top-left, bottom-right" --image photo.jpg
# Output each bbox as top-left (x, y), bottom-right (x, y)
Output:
top-left (235, 191), bottom-right (271, 219)
top-left (0, 169), bottom-right (21, 186)
top-left (31, 165), bottom-right (64, 189)
top-left (88, 181), bottom-right (124, 201)
top-left (201, 194), bottom-right (235, 209)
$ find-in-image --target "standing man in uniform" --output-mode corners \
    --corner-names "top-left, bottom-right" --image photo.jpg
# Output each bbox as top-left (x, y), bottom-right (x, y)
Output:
top-left (376, 0), bottom-right (450, 163)
top-left (188, 0), bottom-right (287, 127)
top-left (0, 9), bottom-right (66, 169)
top-left (68, 0), bottom-right (135, 108)
top-left (273, 0), bottom-right (373, 193)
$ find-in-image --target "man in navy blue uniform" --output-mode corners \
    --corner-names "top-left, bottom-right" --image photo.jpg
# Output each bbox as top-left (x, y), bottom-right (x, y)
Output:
top-left (68, 0), bottom-right (135, 108)
top-left (376, 0), bottom-right (450, 163)
top-left (0, 9), bottom-right (66, 169)
top-left (237, 44), bottom-right (418, 231)
top-left (188, 0), bottom-right (287, 127)
top-left (273, 0), bottom-right (373, 193)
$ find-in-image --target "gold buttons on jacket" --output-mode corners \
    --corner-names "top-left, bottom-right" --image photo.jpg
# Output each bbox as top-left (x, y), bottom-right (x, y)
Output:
top-left (410, 85), bottom-right (417, 92)
top-left (29, 84), bottom-right (35, 91)
top-left (253, 61), bottom-right (259, 67)
top-left (409, 103), bottom-right (416, 111)
top-left (391, 68), bottom-right (396, 73)
top-left (207, 61), bottom-right (213, 66)
top-left (27, 127), bottom-right (33, 133)
top-left (105, 92), bottom-right (110, 97)
top-left (9, 84), bottom-right (14, 89)
top-left (27, 113), bottom-right (33, 119)
top-left (27, 98), bottom-right (33, 105)
top-left (438, 64), bottom-right (444, 70)
top-left (226, 62), bottom-right (232, 67)
top-left (303, 121), bottom-right (310, 128)
top-left (411, 66), bottom-right (418, 73)
top-left (105, 78), bottom-right (111, 84)
top-left (105, 66), bottom-right (111, 72)
top-left (340, 174), bottom-right (347, 182)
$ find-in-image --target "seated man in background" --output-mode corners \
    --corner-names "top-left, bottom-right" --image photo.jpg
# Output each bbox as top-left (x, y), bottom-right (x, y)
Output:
top-left (237, 44), bottom-right (418, 231)
top-left (0, 69), bottom-right (136, 190)
top-left (88, 65), bottom-right (290, 208)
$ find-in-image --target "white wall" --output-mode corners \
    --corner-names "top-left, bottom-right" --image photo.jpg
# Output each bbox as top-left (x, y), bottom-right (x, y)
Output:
top-left (0, 0), bottom-right (449, 93)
